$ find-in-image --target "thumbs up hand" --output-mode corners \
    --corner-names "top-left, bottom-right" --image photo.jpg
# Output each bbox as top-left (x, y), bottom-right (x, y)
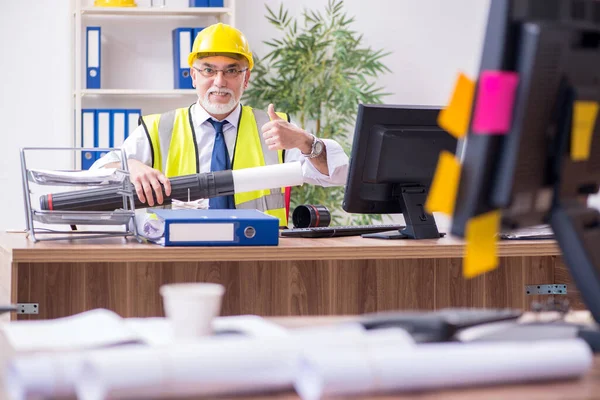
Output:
top-left (261, 103), bottom-right (314, 153)
top-left (267, 103), bottom-right (283, 121)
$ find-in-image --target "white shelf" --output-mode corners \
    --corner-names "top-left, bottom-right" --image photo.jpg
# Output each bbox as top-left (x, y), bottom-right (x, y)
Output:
top-left (79, 89), bottom-right (198, 96)
top-left (71, 0), bottom-right (236, 167)
top-left (80, 6), bottom-right (232, 17)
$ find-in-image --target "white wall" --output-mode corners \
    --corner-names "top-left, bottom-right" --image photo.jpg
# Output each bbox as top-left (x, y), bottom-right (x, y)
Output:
top-left (238, 0), bottom-right (490, 106)
top-left (0, 0), bottom-right (492, 230)
top-left (0, 1), bottom-right (72, 230)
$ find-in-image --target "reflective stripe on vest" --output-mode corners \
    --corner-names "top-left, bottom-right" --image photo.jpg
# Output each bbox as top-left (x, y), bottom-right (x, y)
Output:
top-left (157, 110), bottom-right (176, 173)
top-left (141, 105), bottom-right (289, 226)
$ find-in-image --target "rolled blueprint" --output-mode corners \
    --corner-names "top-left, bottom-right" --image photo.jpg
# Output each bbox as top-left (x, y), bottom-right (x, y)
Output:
top-left (294, 338), bottom-right (593, 399)
top-left (39, 162), bottom-right (304, 212)
top-left (74, 325), bottom-right (413, 400)
top-left (4, 353), bottom-right (88, 400)
top-left (233, 162), bottom-right (304, 194)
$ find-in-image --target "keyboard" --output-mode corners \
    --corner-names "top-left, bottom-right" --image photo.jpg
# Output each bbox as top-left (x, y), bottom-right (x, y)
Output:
top-left (280, 224), bottom-right (404, 238)
top-left (360, 308), bottom-right (523, 343)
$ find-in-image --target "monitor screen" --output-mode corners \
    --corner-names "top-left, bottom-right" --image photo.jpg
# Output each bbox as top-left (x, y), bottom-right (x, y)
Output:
top-left (343, 104), bottom-right (458, 239)
top-left (450, 0), bottom-right (600, 321)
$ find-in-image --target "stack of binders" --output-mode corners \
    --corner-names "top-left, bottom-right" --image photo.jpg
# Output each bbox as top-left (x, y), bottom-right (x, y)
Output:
top-left (81, 109), bottom-right (142, 170)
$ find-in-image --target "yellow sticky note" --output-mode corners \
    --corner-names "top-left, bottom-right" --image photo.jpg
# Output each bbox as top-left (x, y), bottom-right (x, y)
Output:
top-left (571, 101), bottom-right (599, 161)
top-left (438, 72), bottom-right (476, 139)
top-left (464, 210), bottom-right (500, 279)
top-left (425, 151), bottom-right (461, 216)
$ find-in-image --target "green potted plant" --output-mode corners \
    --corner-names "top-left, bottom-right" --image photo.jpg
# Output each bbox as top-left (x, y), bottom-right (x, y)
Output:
top-left (243, 0), bottom-right (392, 225)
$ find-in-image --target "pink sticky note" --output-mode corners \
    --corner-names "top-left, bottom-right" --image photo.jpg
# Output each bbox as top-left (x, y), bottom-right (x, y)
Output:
top-left (471, 71), bottom-right (519, 135)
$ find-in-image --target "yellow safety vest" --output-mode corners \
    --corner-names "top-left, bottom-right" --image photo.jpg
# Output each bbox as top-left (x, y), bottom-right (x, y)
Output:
top-left (140, 105), bottom-right (289, 226)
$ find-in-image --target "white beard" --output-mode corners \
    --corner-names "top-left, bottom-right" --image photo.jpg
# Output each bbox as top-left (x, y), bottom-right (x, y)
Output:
top-left (200, 85), bottom-right (241, 115)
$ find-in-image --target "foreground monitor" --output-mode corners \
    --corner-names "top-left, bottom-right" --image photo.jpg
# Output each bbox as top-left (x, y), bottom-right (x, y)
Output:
top-left (451, 0), bottom-right (600, 322)
top-left (343, 105), bottom-right (458, 239)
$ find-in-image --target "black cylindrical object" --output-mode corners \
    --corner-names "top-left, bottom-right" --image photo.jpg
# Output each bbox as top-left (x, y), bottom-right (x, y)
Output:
top-left (292, 204), bottom-right (331, 228)
top-left (40, 171), bottom-right (235, 212)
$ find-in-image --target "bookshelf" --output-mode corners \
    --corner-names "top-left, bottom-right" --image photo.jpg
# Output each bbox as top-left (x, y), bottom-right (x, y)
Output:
top-left (71, 0), bottom-right (236, 168)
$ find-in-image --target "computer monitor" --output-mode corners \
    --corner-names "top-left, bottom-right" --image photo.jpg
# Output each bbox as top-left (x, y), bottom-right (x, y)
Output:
top-left (451, 0), bottom-right (600, 321)
top-left (342, 104), bottom-right (458, 239)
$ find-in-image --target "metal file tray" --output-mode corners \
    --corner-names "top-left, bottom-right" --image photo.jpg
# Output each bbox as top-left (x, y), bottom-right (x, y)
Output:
top-left (21, 147), bottom-right (142, 243)
top-left (32, 209), bottom-right (134, 226)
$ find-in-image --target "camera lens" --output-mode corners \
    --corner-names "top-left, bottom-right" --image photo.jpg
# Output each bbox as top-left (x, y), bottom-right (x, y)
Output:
top-left (292, 204), bottom-right (331, 228)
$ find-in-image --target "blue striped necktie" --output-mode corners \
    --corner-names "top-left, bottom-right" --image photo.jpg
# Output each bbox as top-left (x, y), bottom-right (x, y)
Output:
top-left (208, 119), bottom-right (235, 209)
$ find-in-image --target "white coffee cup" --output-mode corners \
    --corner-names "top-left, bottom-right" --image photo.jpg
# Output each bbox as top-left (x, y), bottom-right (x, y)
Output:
top-left (159, 283), bottom-right (225, 339)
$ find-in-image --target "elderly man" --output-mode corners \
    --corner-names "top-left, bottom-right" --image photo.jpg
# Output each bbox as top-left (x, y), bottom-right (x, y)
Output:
top-left (93, 23), bottom-right (348, 226)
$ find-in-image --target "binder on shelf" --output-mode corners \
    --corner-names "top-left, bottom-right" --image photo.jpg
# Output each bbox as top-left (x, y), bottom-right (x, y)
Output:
top-left (81, 109), bottom-right (96, 170)
top-left (96, 110), bottom-right (111, 160)
top-left (172, 28), bottom-right (194, 89)
top-left (189, 0), bottom-right (209, 6)
top-left (152, 209), bottom-right (279, 247)
top-left (126, 109), bottom-right (141, 138)
top-left (86, 27), bottom-right (101, 89)
top-left (193, 27), bottom-right (205, 42)
top-left (111, 110), bottom-right (127, 148)
top-left (208, 0), bottom-right (224, 6)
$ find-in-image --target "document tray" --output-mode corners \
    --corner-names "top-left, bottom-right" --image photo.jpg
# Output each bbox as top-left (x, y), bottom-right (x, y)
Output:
top-left (32, 210), bottom-right (134, 226)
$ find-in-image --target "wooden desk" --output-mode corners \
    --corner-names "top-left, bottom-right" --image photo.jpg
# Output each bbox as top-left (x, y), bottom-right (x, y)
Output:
top-left (0, 232), bottom-right (583, 320)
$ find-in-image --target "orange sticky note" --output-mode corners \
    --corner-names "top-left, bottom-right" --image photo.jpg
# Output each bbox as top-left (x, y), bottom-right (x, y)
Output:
top-left (571, 101), bottom-right (599, 161)
top-left (464, 210), bottom-right (501, 279)
top-left (425, 151), bottom-right (461, 216)
top-left (438, 72), bottom-right (476, 139)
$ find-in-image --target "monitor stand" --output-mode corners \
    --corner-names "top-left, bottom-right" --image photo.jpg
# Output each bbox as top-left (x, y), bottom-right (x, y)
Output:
top-left (362, 186), bottom-right (444, 240)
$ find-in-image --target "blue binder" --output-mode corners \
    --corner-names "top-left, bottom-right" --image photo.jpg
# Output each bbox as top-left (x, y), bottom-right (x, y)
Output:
top-left (153, 209), bottom-right (279, 246)
top-left (189, 0), bottom-right (209, 6)
top-left (110, 109), bottom-right (127, 148)
top-left (208, 0), bottom-right (224, 6)
top-left (95, 109), bottom-right (111, 160)
top-left (126, 109), bottom-right (141, 138)
top-left (172, 28), bottom-right (194, 89)
top-left (86, 27), bottom-right (101, 89)
top-left (81, 109), bottom-right (96, 170)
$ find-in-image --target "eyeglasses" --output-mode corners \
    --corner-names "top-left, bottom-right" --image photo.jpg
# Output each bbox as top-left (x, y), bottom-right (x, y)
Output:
top-left (192, 67), bottom-right (248, 79)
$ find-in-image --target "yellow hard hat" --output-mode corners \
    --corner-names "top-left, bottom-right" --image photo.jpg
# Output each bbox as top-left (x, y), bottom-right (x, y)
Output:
top-left (94, 0), bottom-right (136, 6)
top-left (188, 23), bottom-right (254, 70)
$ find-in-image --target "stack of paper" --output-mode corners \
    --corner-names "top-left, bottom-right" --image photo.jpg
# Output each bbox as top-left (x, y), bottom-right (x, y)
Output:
top-left (28, 168), bottom-right (128, 186)
top-left (499, 224), bottom-right (554, 240)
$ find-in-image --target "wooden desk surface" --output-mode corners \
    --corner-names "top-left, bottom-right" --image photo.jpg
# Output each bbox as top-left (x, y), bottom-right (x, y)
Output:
top-left (0, 232), bottom-right (561, 263)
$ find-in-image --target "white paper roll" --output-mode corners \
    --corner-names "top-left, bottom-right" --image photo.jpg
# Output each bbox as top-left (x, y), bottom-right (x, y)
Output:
top-left (295, 338), bottom-right (593, 399)
top-left (5, 352), bottom-right (87, 400)
top-left (75, 323), bottom-right (369, 400)
top-left (232, 162), bottom-right (304, 194)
